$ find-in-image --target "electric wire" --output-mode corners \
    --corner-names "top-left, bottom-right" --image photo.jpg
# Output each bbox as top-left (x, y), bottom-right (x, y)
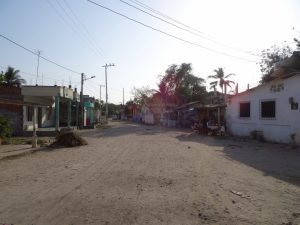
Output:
top-left (55, 0), bottom-right (105, 59)
top-left (120, 0), bottom-right (258, 57)
top-left (46, 0), bottom-right (102, 59)
top-left (62, 0), bottom-right (108, 60)
top-left (128, 0), bottom-right (215, 38)
top-left (0, 33), bottom-right (81, 74)
top-left (87, 0), bottom-right (258, 63)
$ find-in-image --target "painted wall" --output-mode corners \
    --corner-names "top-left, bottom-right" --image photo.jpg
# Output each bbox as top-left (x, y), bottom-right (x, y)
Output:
top-left (23, 105), bottom-right (55, 130)
top-left (22, 86), bottom-right (73, 99)
top-left (226, 75), bottom-right (300, 143)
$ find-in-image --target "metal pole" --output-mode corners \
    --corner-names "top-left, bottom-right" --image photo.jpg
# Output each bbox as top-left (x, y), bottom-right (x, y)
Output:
top-left (123, 88), bottom-right (124, 105)
top-left (100, 85), bottom-right (105, 123)
top-left (105, 65), bottom-right (108, 122)
top-left (80, 73), bottom-right (84, 129)
top-left (100, 85), bottom-right (102, 123)
top-left (36, 50), bottom-right (41, 85)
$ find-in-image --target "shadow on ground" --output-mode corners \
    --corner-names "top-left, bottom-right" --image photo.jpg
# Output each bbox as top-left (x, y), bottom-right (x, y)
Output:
top-left (176, 132), bottom-right (300, 187)
top-left (80, 121), bottom-right (300, 187)
top-left (80, 121), bottom-right (184, 138)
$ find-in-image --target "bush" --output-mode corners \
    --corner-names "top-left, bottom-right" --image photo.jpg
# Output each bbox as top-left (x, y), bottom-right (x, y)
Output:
top-left (0, 116), bottom-right (12, 142)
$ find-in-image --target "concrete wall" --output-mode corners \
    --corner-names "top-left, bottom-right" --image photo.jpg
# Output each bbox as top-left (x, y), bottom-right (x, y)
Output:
top-left (226, 75), bottom-right (300, 143)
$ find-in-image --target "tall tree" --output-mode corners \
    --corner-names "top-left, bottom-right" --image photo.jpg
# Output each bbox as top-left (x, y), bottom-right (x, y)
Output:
top-left (207, 68), bottom-right (235, 95)
top-left (131, 86), bottom-right (156, 105)
top-left (258, 43), bottom-right (292, 84)
top-left (2, 66), bottom-right (26, 86)
top-left (158, 63), bottom-right (207, 104)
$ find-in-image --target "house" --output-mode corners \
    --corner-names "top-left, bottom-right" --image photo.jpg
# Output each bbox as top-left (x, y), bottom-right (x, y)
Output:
top-left (226, 51), bottom-right (300, 143)
top-left (21, 85), bottom-right (79, 132)
top-left (143, 93), bottom-right (177, 125)
top-left (83, 95), bottom-right (95, 128)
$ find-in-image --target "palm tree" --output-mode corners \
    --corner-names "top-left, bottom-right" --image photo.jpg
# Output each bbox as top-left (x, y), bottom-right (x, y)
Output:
top-left (207, 68), bottom-right (235, 95)
top-left (2, 66), bottom-right (26, 87)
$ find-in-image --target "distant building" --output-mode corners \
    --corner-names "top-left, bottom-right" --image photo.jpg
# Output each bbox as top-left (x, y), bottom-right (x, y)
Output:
top-left (21, 85), bottom-right (79, 132)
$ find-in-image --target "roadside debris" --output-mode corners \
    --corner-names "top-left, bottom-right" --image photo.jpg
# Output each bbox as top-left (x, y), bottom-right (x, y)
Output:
top-left (51, 130), bottom-right (87, 147)
top-left (230, 190), bottom-right (251, 199)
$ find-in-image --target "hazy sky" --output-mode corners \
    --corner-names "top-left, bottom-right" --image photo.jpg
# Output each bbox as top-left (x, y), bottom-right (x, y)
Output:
top-left (0, 0), bottom-right (299, 104)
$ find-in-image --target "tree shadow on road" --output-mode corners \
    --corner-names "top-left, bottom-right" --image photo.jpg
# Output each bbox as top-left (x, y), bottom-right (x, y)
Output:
top-left (175, 132), bottom-right (300, 187)
top-left (81, 121), bottom-right (183, 138)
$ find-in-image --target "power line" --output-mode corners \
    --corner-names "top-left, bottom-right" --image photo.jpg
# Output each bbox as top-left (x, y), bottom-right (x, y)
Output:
top-left (127, 0), bottom-right (215, 37)
top-left (120, 0), bottom-right (257, 57)
top-left (46, 0), bottom-right (103, 59)
top-left (87, 0), bottom-right (257, 63)
top-left (62, 0), bottom-right (108, 60)
top-left (0, 33), bottom-right (81, 74)
top-left (55, 0), bottom-right (105, 58)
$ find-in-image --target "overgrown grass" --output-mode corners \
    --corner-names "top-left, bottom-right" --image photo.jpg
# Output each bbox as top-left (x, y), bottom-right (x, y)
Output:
top-left (3, 137), bottom-right (50, 147)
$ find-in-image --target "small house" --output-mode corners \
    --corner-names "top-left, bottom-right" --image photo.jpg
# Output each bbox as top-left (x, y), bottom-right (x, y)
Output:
top-left (226, 52), bottom-right (300, 143)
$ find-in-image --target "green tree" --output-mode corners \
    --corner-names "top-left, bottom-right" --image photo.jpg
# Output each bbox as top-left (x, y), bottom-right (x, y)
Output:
top-left (158, 63), bottom-right (207, 104)
top-left (2, 66), bottom-right (26, 86)
top-left (131, 86), bottom-right (156, 105)
top-left (207, 68), bottom-right (235, 95)
top-left (0, 71), bottom-right (4, 84)
top-left (0, 116), bottom-right (12, 142)
top-left (258, 43), bottom-right (292, 84)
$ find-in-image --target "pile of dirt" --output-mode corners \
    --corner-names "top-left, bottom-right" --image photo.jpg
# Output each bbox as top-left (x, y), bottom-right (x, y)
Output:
top-left (52, 132), bottom-right (88, 147)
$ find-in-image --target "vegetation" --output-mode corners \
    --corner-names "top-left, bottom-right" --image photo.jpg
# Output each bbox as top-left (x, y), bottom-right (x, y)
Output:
top-left (0, 116), bottom-right (12, 143)
top-left (258, 43), bottom-right (293, 84)
top-left (157, 63), bottom-right (207, 105)
top-left (207, 67), bottom-right (235, 95)
top-left (0, 66), bottom-right (26, 86)
top-left (131, 86), bottom-right (156, 105)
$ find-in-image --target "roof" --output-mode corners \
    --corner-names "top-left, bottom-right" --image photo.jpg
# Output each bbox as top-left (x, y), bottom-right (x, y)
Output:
top-left (0, 98), bottom-right (49, 107)
top-left (204, 103), bottom-right (227, 108)
top-left (175, 101), bottom-right (203, 110)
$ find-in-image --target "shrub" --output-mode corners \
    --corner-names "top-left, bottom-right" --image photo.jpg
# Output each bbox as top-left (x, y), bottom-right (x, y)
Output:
top-left (0, 116), bottom-right (12, 142)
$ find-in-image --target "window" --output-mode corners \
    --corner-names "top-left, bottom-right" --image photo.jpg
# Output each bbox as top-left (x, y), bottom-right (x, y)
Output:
top-left (261, 100), bottom-right (276, 118)
top-left (27, 106), bottom-right (33, 121)
top-left (239, 102), bottom-right (250, 118)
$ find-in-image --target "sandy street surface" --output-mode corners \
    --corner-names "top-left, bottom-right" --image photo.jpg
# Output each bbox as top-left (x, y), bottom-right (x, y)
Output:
top-left (0, 121), bottom-right (299, 225)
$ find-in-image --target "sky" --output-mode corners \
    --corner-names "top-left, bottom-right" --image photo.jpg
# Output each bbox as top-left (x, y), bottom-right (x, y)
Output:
top-left (0, 0), bottom-right (299, 104)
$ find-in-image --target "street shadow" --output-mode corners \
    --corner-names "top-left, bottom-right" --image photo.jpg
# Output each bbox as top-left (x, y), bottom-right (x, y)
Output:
top-left (80, 121), bottom-right (182, 138)
top-left (175, 132), bottom-right (300, 187)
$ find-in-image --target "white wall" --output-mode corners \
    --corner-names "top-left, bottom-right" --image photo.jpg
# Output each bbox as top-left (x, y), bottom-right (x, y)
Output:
top-left (23, 105), bottom-right (55, 130)
top-left (226, 75), bottom-right (300, 143)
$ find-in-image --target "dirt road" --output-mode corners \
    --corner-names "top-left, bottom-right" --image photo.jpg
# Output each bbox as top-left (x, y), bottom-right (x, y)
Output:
top-left (0, 121), bottom-right (300, 225)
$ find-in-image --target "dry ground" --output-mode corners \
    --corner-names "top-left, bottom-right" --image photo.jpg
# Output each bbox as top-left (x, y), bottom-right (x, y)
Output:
top-left (0, 121), bottom-right (299, 225)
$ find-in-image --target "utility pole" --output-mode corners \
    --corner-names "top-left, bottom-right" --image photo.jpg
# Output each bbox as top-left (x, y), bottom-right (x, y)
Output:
top-left (102, 63), bottom-right (115, 122)
top-left (36, 50), bottom-right (41, 85)
top-left (80, 73), bottom-right (84, 129)
top-left (99, 84), bottom-right (105, 123)
top-left (80, 73), bottom-right (96, 129)
top-left (123, 88), bottom-right (124, 105)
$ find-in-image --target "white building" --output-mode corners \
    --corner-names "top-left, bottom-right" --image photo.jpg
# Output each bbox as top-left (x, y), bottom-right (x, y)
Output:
top-left (226, 73), bottom-right (300, 143)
